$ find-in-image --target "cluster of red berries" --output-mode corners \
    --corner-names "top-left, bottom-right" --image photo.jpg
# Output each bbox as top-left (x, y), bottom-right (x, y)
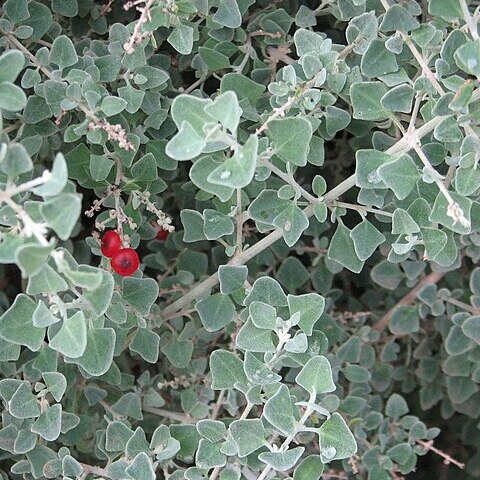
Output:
top-left (101, 231), bottom-right (139, 277)
top-left (100, 228), bottom-right (170, 277)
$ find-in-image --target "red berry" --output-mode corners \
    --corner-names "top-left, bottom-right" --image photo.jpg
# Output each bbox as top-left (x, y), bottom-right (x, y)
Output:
top-left (156, 228), bottom-right (169, 241)
top-left (101, 230), bottom-right (122, 258)
top-left (111, 248), bottom-right (140, 277)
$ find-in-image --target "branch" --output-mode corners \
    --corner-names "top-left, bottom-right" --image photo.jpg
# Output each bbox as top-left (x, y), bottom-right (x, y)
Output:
top-left (417, 439), bottom-right (465, 470)
top-left (160, 108), bottom-right (449, 320)
top-left (374, 271), bottom-right (445, 332)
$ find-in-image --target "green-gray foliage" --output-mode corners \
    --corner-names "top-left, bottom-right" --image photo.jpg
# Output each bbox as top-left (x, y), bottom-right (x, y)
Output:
top-left (0, 0), bottom-right (479, 479)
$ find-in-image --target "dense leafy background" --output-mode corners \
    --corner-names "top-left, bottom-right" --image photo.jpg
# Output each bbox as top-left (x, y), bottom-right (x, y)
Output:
top-left (0, 0), bottom-right (480, 479)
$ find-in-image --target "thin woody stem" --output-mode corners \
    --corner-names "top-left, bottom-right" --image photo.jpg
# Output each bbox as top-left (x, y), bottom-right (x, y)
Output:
top-left (416, 439), bottom-right (465, 469)
top-left (374, 271), bottom-right (445, 332)
top-left (160, 111), bottom-right (447, 320)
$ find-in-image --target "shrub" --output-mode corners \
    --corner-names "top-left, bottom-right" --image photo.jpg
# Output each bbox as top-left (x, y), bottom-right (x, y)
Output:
top-left (0, 0), bottom-right (479, 478)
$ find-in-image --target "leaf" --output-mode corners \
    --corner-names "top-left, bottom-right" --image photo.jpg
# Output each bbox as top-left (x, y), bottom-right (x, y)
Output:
top-left (218, 265), bottom-right (248, 294)
top-left (236, 319), bottom-right (276, 352)
top-left (263, 385), bottom-right (296, 436)
top-left (83, 270), bottom-right (114, 316)
top-left (212, 0), bottom-right (242, 28)
top-left (196, 293), bottom-right (235, 332)
top-left (31, 404), bottom-right (62, 441)
top-left (454, 40), bottom-right (480, 77)
top-left (293, 455), bottom-right (324, 480)
top-left (220, 73), bottom-right (265, 104)
top-left (328, 223), bottom-right (364, 273)
top-left (197, 420), bottom-right (226, 443)
top-left (49, 311), bottom-right (87, 358)
top-left (248, 189), bottom-right (291, 225)
top-left (244, 276), bottom-right (288, 307)
top-left (462, 316), bottom-right (480, 344)
top-left (52, 0), bottom-right (78, 16)
top-left (355, 149), bottom-right (392, 189)
top-left (167, 24), bottom-right (194, 55)
top-left (14, 429), bottom-right (37, 455)
top-left (350, 220), bottom-right (385, 261)
top-left (287, 293), bottom-right (325, 335)
top-left (380, 4), bottom-right (420, 32)
top-left (429, 190), bottom-right (472, 234)
top-left (0, 50), bottom-right (25, 83)
top-left (72, 327), bottom-right (116, 377)
top-left (20, 1), bottom-right (52, 40)
top-left (15, 242), bottom-right (54, 278)
top-left (32, 153), bottom-right (68, 197)
top-left (203, 209), bottom-right (234, 240)
top-left (195, 439), bottom-right (227, 469)
top-left (317, 413), bottom-right (357, 462)
top-left (268, 118), bottom-right (312, 166)
top-left (385, 393), bottom-right (409, 419)
top-left (40, 193), bottom-right (81, 240)
top-left (4, 0), bottom-right (30, 22)
top-left (125, 452), bottom-right (155, 480)
top-left (209, 350), bottom-right (247, 390)
top-left (259, 447), bottom-right (305, 471)
top-left (377, 154), bottom-right (419, 200)
top-left (204, 91), bottom-right (242, 133)
top-left (181, 209), bottom-right (207, 242)
top-left (421, 227), bottom-right (448, 262)
top-left (295, 356), bottom-right (336, 395)
top-left (42, 372), bottom-right (67, 402)
top-left (428, 0), bottom-right (462, 21)
top-left (446, 376), bottom-right (478, 404)
top-left (445, 325), bottom-right (473, 355)
top-left (350, 82), bottom-right (390, 121)
top-left (325, 106), bottom-right (351, 136)
top-left (361, 39), bottom-right (398, 77)
top-left (9, 383), bottom-right (40, 419)
top-left (112, 393), bottom-right (143, 420)
top-left (243, 351), bottom-right (281, 385)
top-left (105, 421), bottom-right (134, 452)
top-left (129, 328), bottom-right (160, 363)
top-left (100, 96), bottom-right (128, 116)
top-left (190, 156), bottom-right (234, 202)
top-left (166, 121), bottom-right (206, 161)
top-left (389, 306), bottom-right (419, 335)
top-left (294, 29), bottom-right (325, 56)
top-left (90, 154), bottom-right (114, 181)
top-left (229, 419), bottom-right (266, 457)
top-left (0, 294), bottom-right (44, 352)
top-left (392, 209), bottom-right (419, 235)
top-left (198, 47), bottom-right (231, 71)
top-left (381, 84), bottom-right (415, 113)
top-left (273, 203), bottom-right (309, 247)
top-left (49, 35), bottom-right (78, 68)
top-left (122, 277), bottom-right (159, 316)
top-left (207, 135), bottom-right (258, 188)
top-left (161, 340), bottom-right (194, 369)
top-left (118, 84), bottom-right (145, 114)
top-left (0, 81), bottom-right (27, 112)
top-left (249, 301), bottom-right (277, 330)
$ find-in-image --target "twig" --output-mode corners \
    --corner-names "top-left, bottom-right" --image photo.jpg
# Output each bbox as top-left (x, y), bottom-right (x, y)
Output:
top-left (258, 157), bottom-right (318, 204)
top-left (417, 439), bottom-right (465, 469)
top-left (142, 406), bottom-right (195, 423)
top-left (374, 271), bottom-right (445, 332)
top-left (123, 0), bottom-right (156, 54)
top-left (459, 0), bottom-right (479, 40)
top-left (332, 201), bottom-right (393, 218)
top-left (442, 296), bottom-right (480, 315)
top-left (235, 189), bottom-right (243, 254)
top-left (160, 109), bottom-right (448, 320)
top-left (211, 389), bottom-right (226, 420)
